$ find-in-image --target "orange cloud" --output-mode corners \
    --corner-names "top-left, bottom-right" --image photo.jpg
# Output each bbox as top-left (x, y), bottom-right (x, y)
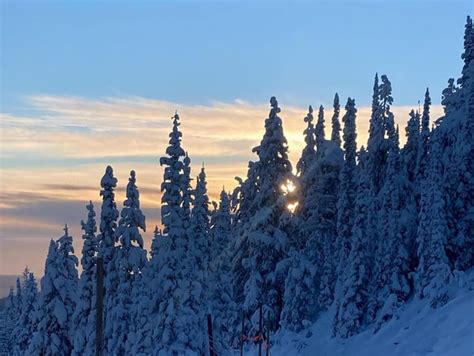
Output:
top-left (0, 95), bottom-right (445, 276)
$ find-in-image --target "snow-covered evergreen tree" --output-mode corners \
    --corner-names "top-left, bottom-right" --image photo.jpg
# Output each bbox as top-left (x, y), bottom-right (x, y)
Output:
top-left (373, 128), bottom-right (416, 325)
top-left (107, 170), bottom-right (147, 354)
top-left (416, 88), bottom-right (432, 182)
top-left (72, 201), bottom-right (97, 356)
top-left (416, 131), bottom-right (452, 307)
top-left (182, 166), bottom-right (211, 353)
top-left (333, 149), bottom-right (371, 338)
top-left (149, 112), bottom-right (204, 354)
top-left (278, 249), bottom-right (317, 333)
top-left (28, 227), bottom-right (79, 356)
top-left (367, 73), bottom-right (386, 192)
top-left (96, 165), bottom-right (119, 352)
top-left (331, 93), bottom-right (342, 147)
top-left (12, 271), bottom-right (38, 355)
top-left (210, 188), bottom-right (232, 262)
top-left (315, 105), bottom-right (325, 154)
top-left (296, 105), bottom-right (316, 177)
top-left (237, 96), bottom-right (293, 334)
top-left (402, 110), bottom-right (420, 182)
top-left (443, 16), bottom-right (474, 271)
top-left (335, 98), bottom-right (358, 286)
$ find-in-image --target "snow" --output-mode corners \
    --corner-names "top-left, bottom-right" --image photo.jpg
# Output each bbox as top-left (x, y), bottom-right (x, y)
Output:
top-left (256, 272), bottom-right (474, 356)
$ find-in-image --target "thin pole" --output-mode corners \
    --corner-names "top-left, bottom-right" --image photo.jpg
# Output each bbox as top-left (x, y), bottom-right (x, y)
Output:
top-left (258, 305), bottom-right (263, 356)
top-left (240, 313), bottom-right (245, 356)
top-left (207, 314), bottom-right (216, 356)
top-left (266, 316), bottom-right (270, 356)
top-left (96, 257), bottom-right (104, 356)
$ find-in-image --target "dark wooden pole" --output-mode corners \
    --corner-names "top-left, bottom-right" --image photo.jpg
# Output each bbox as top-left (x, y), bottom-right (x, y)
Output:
top-left (258, 305), bottom-right (263, 356)
top-left (266, 319), bottom-right (270, 356)
top-left (207, 314), bottom-right (216, 356)
top-left (240, 313), bottom-right (245, 356)
top-left (96, 257), bottom-right (104, 356)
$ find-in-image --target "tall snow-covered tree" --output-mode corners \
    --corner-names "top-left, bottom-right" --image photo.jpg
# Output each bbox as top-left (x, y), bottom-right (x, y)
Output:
top-left (278, 248), bottom-right (317, 333)
top-left (416, 88), bottom-right (432, 182)
top-left (296, 105), bottom-right (316, 177)
top-left (182, 166), bottom-right (211, 353)
top-left (28, 227), bottom-right (79, 356)
top-left (331, 93), bottom-right (342, 147)
top-left (15, 277), bottom-right (22, 316)
top-left (335, 98), bottom-right (358, 297)
top-left (333, 149), bottom-right (371, 338)
top-left (416, 131), bottom-right (452, 307)
top-left (72, 201), bottom-right (97, 356)
top-left (151, 112), bottom-right (203, 354)
top-left (315, 105), bottom-right (325, 154)
top-left (367, 73), bottom-right (385, 192)
top-left (210, 188), bottom-right (232, 262)
top-left (443, 16), bottom-right (474, 271)
top-left (12, 270), bottom-right (38, 354)
top-left (96, 165), bottom-right (119, 352)
top-left (237, 96), bottom-right (293, 333)
top-left (402, 110), bottom-right (420, 182)
top-left (108, 170), bottom-right (147, 355)
top-left (372, 127), bottom-right (416, 325)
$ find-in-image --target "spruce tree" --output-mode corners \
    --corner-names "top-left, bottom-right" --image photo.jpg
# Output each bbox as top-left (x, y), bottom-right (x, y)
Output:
top-left (239, 96), bottom-right (293, 333)
top-left (296, 105), bottom-right (316, 177)
top-left (333, 149), bottom-right (371, 338)
top-left (72, 201), bottom-right (97, 356)
top-left (331, 93), bottom-right (342, 147)
top-left (315, 105), bottom-right (325, 154)
top-left (28, 227), bottom-right (79, 356)
top-left (12, 271), bottom-right (38, 354)
top-left (416, 131), bottom-right (452, 307)
top-left (108, 170), bottom-right (147, 354)
top-left (416, 88), bottom-right (432, 182)
top-left (97, 165), bottom-right (119, 353)
top-left (152, 113), bottom-right (201, 354)
top-left (402, 110), bottom-right (420, 182)
top-left (210, 188), bottom-right (232, 262)
top-left (335, 98), bottom-right (358, 299)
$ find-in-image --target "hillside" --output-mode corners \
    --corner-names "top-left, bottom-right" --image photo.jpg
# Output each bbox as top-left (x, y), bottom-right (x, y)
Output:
top-left (254, 269), bottom-right (474, 356)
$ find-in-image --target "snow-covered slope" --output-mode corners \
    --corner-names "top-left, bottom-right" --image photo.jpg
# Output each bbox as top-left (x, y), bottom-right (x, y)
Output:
top-left (247, 271), bottom-right (474, 356)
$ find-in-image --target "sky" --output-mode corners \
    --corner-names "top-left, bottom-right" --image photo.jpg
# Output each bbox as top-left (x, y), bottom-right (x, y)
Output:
top-left (0, 0), bottom-right (472, 278)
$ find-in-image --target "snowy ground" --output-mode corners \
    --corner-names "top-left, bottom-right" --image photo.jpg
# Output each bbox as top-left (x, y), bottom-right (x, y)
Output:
top-left (245, 272), bottom-right (474, 356)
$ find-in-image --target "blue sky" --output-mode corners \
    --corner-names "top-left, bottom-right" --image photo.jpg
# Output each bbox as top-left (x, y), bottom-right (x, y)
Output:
top-left (2, 0), bottom-right (472, 113)
top-left (0, 1), bottom-right (471, 277)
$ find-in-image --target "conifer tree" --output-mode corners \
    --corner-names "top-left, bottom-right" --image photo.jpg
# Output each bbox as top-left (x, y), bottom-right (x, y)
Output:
top-left (296, 106), bottom-right (316, 177)
top-left (72, 201), bottom-right (98, 356)
top-left (240, 97), bottom-right (293, 333)
top-left (335, 98), bottom-right (358, 297)
top-left (28, 227), bottom-right (79, 356)
top-left (402, 110), bottom-right (420, 182)
top-left (15, 277), bottom-right (22, 316)
top-left (279, 249), bottom-right (317, 332)
top-left (97, 166), bottom-right (119, 353)
top-left (333, 150), bottom-right (371, 338)
top-left (182, 166), bottom-right (211, 353)
top-left (315, 105), bottom-right (325, 154)
top-left (331, 93), bottom-right (342, 147)
top-left (443, 16), bottom-right (474, 271)
top-left (12, 271), bottom-right (38, 354)
top-left (108, 170), bottom-right (147, 354)
top-left (367, 73), bottom-right (385, 192)
top-left (210, 188), bottom-right (232, 262)
top-left (416, 88), bottom-right (432, 182)
top-left (152, 113), bottom-right (202, 354)
top-left (416, 132), bottom-right (452, 307)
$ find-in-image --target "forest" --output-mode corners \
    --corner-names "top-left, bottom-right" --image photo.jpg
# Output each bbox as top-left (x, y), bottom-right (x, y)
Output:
top-left (0, 15), bottom-right (472, 356)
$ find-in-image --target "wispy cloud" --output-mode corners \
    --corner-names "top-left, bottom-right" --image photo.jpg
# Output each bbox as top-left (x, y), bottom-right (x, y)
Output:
top-left (0, 95), bottom-right (444, 275)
